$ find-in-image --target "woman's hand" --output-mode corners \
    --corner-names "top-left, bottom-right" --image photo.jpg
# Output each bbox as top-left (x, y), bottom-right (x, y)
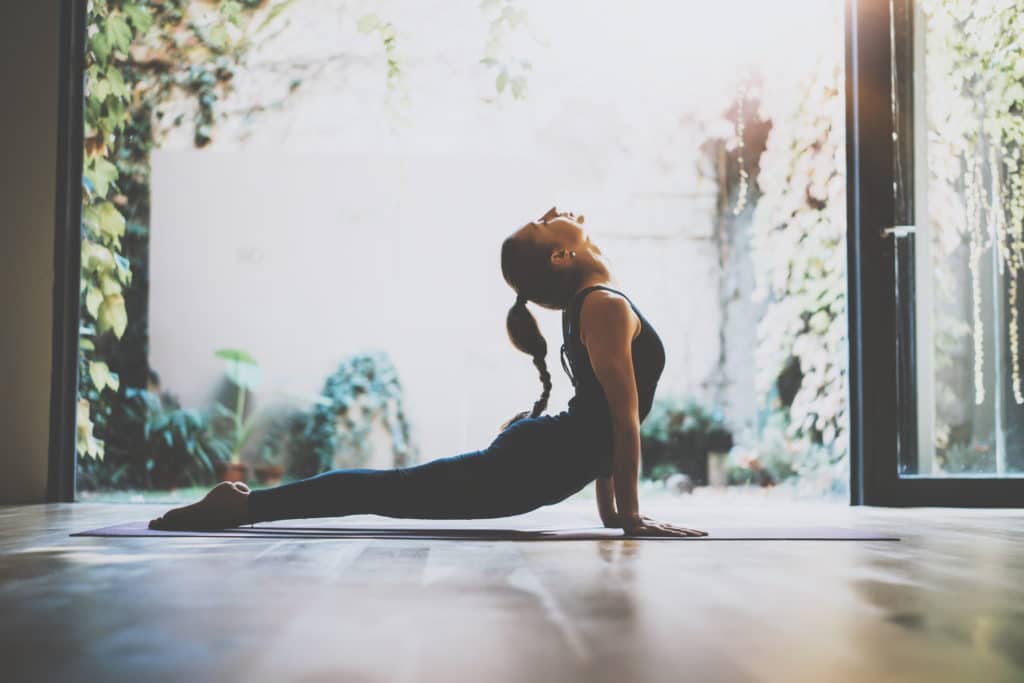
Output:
top-left (621, 514), bottom-right (708, 538)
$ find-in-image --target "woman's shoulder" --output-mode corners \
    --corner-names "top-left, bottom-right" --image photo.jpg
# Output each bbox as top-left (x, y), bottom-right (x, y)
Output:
top-left (573, 285), bottom-right (632, 311)
top-left (577, 287), bottom-right (640, 341)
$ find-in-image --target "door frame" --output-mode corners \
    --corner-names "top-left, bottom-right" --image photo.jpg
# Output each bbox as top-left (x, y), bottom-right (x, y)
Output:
top-left (48, 0), bottom-right (86, 502)
top-left (48, 0), bottom-right (1022, 506)
top-left (845, 0), bottom-right (1024, 506)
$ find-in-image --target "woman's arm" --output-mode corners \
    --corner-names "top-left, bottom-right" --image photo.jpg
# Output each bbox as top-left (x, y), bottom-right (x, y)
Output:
top-left (579, 293), bottom-right (643, 526)
top-left (581, 292), bottom-right (707, 538)
top-left (595, 476), bottom-right (619, 528)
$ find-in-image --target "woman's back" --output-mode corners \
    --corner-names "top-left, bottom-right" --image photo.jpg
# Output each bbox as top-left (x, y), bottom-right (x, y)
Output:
top-left (560, 285), bottom-right (666, 473)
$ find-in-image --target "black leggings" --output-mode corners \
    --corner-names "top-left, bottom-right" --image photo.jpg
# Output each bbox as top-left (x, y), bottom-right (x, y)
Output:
top-left (247, 412), bottom-right (605, 523)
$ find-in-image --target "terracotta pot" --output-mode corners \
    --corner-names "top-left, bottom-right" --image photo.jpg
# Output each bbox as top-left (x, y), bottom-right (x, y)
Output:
top-left (215, 462), bottom-right (248, 482)
top-left (253, 464), bottom-right (285, 486)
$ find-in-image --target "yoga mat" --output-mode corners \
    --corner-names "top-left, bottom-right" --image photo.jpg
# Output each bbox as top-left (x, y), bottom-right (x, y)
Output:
top-left (73, 520), bottom-right (899, 541)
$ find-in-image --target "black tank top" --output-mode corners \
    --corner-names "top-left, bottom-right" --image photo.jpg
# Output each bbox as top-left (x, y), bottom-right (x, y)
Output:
top-left (560, 285), bottom-right (666, 430)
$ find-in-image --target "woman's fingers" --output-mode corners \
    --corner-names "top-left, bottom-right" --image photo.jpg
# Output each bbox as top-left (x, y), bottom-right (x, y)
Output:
top-left (662, 523), bottom-right (708, 537)
top-left (627, 519), bottom-right (709, 537)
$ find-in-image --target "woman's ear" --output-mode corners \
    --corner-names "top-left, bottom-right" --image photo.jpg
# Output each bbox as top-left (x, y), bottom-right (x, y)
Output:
top-left (550, 248), bottom-right (572, 267)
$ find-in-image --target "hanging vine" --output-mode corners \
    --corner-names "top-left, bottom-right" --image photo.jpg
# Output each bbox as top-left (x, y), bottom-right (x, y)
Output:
top-left (80, 0), bottom-right (297, 463)
top-left (919, 0), bottom-right (1024, 455)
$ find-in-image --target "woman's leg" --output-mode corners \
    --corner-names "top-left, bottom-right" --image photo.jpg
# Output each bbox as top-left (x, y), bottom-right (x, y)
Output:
top-left (248, 448), bottom-right (524, 523)
top-left (149, 413), bottom-right (596, 529)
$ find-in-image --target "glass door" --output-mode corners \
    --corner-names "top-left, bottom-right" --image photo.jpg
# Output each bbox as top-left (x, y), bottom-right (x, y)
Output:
top-left (846, 0), bottom-right (1023, 505)
top-left (900, 0), bottom-right (1024, 480)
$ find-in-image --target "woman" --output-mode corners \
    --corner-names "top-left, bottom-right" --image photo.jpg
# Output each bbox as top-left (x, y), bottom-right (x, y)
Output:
top-left (149, 206), bottom-right (706, 538)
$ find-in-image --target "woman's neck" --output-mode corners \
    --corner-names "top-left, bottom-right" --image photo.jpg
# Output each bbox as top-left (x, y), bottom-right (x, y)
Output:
top-left (571, 272), bottom-right (615, 299)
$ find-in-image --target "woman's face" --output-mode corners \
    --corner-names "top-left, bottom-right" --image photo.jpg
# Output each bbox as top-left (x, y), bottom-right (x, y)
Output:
top-left (514, 206), bottom-right (602, 257)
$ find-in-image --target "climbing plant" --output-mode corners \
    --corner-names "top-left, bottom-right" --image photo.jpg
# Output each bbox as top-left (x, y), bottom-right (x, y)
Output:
top-left (79, 1), bottom-right (536, 486)
top-left (918, 0), bottom-right (1024, 464)
top-left (747, 53), bottom-right (848, 489)
top-left (479, 0), bottom-right (535, 101)
top-left (79, 0), bottom-right (295, 466)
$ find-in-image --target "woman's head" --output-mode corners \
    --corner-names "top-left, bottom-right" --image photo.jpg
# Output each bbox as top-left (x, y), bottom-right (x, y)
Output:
top-left (500, 206), bottom-right (605, 310)
top-left (498, 206), bottom-right (609, 430)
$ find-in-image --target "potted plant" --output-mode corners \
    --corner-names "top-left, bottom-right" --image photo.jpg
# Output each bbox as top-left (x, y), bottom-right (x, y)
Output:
top-left (89, 386), bottom-right (230, 491)
top-left (210, 348), bottom-right (263, 482)
top-left (253, 414), bottom-right (295, 486)
top-left (640, 396), bottom-right (733, 486)
top-left (209, 347), bottom-right (334, 483)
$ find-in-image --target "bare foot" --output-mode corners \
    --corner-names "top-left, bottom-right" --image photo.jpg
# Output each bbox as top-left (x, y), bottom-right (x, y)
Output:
top-left (149, 481), bottom-right (252, 531)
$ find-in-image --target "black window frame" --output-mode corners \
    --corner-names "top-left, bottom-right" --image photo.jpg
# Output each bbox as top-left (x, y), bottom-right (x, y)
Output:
top-left (845, 0), bottom-right (1024, 507)
top-left (48, 0), bottom-right (86, 502)
top-left (47, 0), bottom-right (1022, 506)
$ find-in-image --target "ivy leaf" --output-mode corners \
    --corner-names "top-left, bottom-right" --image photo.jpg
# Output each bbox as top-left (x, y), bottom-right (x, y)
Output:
top-left (219, 0), bottom-right (243, 27)
top-left (106, 96), bottom-right (127, 132)
top-left (89, 360), bottom-right (113, 392)
top-left (123, 4), bottom-right (153, 34)
top-left (82, 206), bottom-right (100, 237)
top-left (510, 77), bottom-right (526, 99)
top-left (106, 66), bottom-right (130, 100)
top-left (98, 293), bottom-right (128, 338)
top-left (79, 338), bottom-right (95, 351)
top-left (257, 0), bottom-right (299, 33)
top-left (114, 252), bottom-right (133, 285)
top-left (85, 284), bottom-right (103, 318)
top-left (82, 241), bottom-right (115, 273)
top-left (208, 24), bottom-right (228, 50)
top-left (496, 70), bottom-right (508, 93)
top-left (90, 157), bottom-right (119, 198)
top-left (90, 31), bottom-right (112, 65)
top-left (356, 14), bottom-right (379, 33)
top-left (100, 273), bottom-right (122, 296)
top-left (92, 77), bottom-right (112, 103)
top-left (106, 15), bottom-right (133, 54)
top-left (97, 201), bottom-right (126, 239)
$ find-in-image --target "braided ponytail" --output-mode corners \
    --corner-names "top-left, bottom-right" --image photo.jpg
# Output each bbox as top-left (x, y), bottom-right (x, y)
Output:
top-left (500, 295), bottom-right (553, 431)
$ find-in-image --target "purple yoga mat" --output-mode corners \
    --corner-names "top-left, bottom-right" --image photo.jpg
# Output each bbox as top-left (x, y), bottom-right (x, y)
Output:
top-left (72, 520), bottom-right (899, 541)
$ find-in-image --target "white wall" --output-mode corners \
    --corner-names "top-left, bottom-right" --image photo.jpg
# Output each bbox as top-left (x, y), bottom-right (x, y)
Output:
top-left (0, 0), bottom-right (60, 503)
top-left (147, 0), bottom-right (840, 464)
top-left (150, 148), bottom-right (720, 461)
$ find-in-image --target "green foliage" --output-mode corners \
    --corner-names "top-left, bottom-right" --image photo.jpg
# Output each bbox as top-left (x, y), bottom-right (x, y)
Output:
top-left (938, 439), bottom-right (996, 474)
top-left (919, 0), bottom-right (1024, 458)
top-left (79, 0), bottom-right (152, 461)
top-left (357, 13), bottom-right (402, 90)
top-left (281, 352), bottom-right (416, 478)
top-left (641, 395), bottom-right (732, 443)
top-left (726, 406), bottom-right (848, 496)
top-left (479, 0), bottom-right (533, 101)
top-left (79, 0), bottom-right (292, 471)
top-left (78, 387), bottom-right (230, 491)
top-left (209, 347), bottom-right (264, 464)
top-left (639, 396), bottom-right (733, 482)
top-left (748, 45), bottom-right (847, 483)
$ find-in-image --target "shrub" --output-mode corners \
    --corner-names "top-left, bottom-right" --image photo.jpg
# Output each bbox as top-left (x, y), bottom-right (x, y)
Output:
top-left (79, 386), bottom-right (230, 491)
top-left (278, 351), bottom-right (416, 478)
top-left (640, 396), bottom-right (733, 484)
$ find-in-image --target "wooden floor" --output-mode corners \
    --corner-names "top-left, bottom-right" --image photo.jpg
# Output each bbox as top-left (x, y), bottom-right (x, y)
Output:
top-left (1, 499), bottom-right (1022, 683)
